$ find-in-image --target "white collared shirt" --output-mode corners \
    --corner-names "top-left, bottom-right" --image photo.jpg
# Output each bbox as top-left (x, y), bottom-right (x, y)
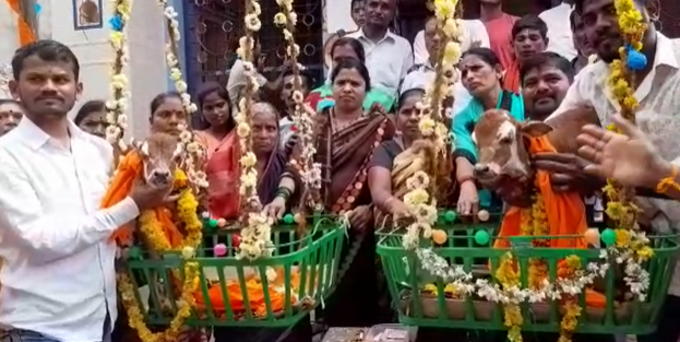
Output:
top-left (548, 33), bottom-right (680, 295)
top-left (539, 2), bottom-right (577, 60)
top-left (413, 19), bottom-right (490, 65)
top-left (347, 29), bottom-right (414, 98)
top-left (0, 118), bottom-right (139, 341)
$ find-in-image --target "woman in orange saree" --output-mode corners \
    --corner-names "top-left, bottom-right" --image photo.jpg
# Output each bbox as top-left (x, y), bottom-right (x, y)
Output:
top-left (315, 58), bottom-right (395, 327)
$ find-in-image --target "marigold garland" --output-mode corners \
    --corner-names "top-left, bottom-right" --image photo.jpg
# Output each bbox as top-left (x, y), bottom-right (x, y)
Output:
top-left (106, 0), bottom-right (132, 157)
top-left (119, 169), bottom-right (203, 342)
top-left (496, 253), bottom-right (523, 342)
top-left (603, 0), bottom-right (654, 302)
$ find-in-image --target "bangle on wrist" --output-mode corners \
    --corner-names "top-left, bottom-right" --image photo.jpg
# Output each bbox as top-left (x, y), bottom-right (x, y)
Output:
top-left (275, 187), bottom-right (293, 201)
top-left (458, 175), bottom-right (475, 186)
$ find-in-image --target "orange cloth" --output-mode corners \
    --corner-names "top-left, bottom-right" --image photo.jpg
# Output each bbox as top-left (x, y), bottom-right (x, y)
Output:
top-left (99, 152), bottom-right (183, 247)
top-left (6, 0), bottom-right (36, 46)
top-left (493, 135), bottom-right (606, 308)
top-left (195, 268), bottom-right (311, 317)
top-left (502, 62), bottom-right (521, 94)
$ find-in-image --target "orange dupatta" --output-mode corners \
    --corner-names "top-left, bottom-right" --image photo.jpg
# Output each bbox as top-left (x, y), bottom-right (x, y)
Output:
top-left (100, 152), bottom-right (183, 247)
top-left (493, 135), bottom-right (606, 307)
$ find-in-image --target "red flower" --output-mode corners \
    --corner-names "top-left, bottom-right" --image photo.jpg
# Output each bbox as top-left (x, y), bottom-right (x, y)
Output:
top-left (290, 125), bottom-right (298, 132)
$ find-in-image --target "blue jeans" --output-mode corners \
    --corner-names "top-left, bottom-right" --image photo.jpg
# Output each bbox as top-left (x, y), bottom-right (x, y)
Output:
top-left (1, 315), bottom-right (112, 342)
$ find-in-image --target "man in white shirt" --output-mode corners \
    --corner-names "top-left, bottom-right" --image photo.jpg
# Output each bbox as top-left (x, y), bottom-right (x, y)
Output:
top-left (413, 19), bottom-right (490, 65)
top-left (0, 40), bottom-right (172, 342)
top-left (226, 38), bottom-right (287, 107)
top-left (401, 16), bottom-right (472, 115)
top-left (347, 0), bottom-right (413, 100)
top-left (539, 0), bottom-right (577, 60)
top-left (537, 1), bottom-right (680, 341)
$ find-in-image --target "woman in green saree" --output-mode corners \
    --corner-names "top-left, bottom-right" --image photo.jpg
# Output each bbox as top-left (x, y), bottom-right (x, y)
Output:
top-left (315, 58), bottom-right (395, 327)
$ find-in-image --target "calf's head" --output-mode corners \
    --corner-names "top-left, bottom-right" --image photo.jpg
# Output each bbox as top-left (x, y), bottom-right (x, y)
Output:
top-left (472, 110), bottom-right (553, 188)
top-left (133, 132), bottom-right (184, 187)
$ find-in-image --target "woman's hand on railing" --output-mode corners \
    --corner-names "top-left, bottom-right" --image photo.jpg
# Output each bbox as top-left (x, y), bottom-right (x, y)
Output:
top-left (385, 197), bottom-right (411, 219)
top-left (263, 197), bottom-right (287, 221)
top-left (349, 205), bottom-right (373, 231)
top-left (457, 180), bottom-right (479, 216)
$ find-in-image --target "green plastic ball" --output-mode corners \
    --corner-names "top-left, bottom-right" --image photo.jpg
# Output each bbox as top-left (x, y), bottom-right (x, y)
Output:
top-left (444, 210), bottom-right (457, 223)
top-left (474, 230), bottom-right (490, 245)
top-left (601, 228), bottom-right (617, 246)
top-left (208, 218), bottom-right (218, 228)
top-left (283, 213), bottom-right (295, 224)
top-left (128, 246), bottom-right (142, 260)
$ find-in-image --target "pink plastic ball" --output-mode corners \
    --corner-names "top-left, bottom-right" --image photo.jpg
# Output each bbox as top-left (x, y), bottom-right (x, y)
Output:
top-left (214, 243), bottom-right (228, 257)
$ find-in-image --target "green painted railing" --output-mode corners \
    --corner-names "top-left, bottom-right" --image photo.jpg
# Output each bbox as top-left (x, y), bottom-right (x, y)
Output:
top-left (120, 215), bottom-right (345, 327)
top-left (376, 211), bottom-right (680, 335)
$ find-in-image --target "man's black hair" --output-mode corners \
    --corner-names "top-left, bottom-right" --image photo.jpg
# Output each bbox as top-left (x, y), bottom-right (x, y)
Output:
top-left (11, 40), bottom-right (80, 81)
top-left (520, 52), bottom-right (575, 85)
top-left (282, 69), bottom-right (316, 89)
top-left (74, 100), bottom-right (105, 125)
top-left (511, 15), bottom-right (548, 41)
top-left (574, 0), bottom-right (647, 14)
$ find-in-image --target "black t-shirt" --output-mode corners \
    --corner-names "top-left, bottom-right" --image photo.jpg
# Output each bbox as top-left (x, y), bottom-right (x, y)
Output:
top-left (369, 139), bottom-right (404, 170)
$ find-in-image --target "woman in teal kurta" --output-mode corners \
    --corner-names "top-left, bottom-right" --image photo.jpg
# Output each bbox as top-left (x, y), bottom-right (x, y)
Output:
top-left (452, 47), bottom-right (524, 215)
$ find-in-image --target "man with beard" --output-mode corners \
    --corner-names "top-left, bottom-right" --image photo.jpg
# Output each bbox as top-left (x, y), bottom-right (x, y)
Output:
top-left (521, 52), bottom-right (574, 122)
top-left (347, 0), bottom-right (413, 100)
top-left (569, 9), bottom-right (597, 73)
top-left (0, 40), bottom-right (171, 342)
top-left (539, 1), bottom-right (680, 340)
top-left (504, 15), bottom-right (549, 92)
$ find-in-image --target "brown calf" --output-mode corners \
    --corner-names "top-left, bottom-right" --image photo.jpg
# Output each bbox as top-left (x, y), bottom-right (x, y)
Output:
top-left (472, 107), bottom-right (600, 195)
top-left (130, 132), bottom-right (185, 313)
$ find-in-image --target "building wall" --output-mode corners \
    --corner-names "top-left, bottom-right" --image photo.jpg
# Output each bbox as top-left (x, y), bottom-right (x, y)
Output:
top-left (1, 0), bottom-right (170, 139)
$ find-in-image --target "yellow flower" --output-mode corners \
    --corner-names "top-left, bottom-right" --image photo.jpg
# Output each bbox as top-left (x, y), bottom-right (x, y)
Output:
top-left (240, 152), bottom-right (257, 167)
top-left (419, 117), bottom-right (436, 136)
top-left (169, 67), bottom-right (182, 81)
top-left (443, 41), bottom-right (462, 64)
top-left (403, 188), bottom-right (429, 206)
top-left (442, 18), bottom-right (458, 37)
top-left (274, 12), bottom-right (287, 26)
top-left (615, 229), bottom-right (631, 247)
top-left (237, 123), bottom-right (251, 138)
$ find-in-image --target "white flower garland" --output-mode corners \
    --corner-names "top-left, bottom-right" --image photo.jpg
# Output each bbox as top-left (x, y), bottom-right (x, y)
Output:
top-left (402, 0), bottom-right (462, 248)
top-left (274, 0), bottom-right (322, 211)
top-left (235, 0), bottom-right (273, 260)
top-left (415, 245), bottom-right (650, 306)
top-left (157, 0), bottom-right (208, 190)
top-left (105, 0), bottom-right (132, 153)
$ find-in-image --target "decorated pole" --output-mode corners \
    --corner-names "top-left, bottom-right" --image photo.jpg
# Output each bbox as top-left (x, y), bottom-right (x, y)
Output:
top-left (401, 0), bottom-right (462, 249)
top-left (274, 0), bottom-right (322, 223)
top-left (234, 0), bottom-right (275, 260)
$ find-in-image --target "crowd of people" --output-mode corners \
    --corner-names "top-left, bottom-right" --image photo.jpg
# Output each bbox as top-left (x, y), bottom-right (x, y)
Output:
top-left (0, 0), bottom-right (680, 341)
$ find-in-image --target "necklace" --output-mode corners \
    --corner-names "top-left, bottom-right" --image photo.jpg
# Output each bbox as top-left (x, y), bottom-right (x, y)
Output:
top-left (330, 108), bottom-right (361, 133)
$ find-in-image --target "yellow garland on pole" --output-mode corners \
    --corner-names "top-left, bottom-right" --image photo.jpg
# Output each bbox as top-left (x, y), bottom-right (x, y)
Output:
top-left (605, 0), bottom-right (646, 229)
top-left (235, 0), bottom-right (275, 260)
top-left (106, 0), bottom-right (132, 161)
top-left (117, 169), bottom-right (203, 342)
top-left (402, 0), bottom-right (462, 249)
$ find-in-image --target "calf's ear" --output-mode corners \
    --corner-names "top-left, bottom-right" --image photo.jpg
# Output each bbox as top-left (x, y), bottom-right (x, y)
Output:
top-left (520, 121), bottom-right (553, 138)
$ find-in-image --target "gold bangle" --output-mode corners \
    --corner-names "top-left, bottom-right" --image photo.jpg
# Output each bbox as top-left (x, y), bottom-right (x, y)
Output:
top-left (655, 164), bottom-right (680, 194)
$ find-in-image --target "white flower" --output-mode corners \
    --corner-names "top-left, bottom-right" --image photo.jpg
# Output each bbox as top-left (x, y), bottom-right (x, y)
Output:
top-left (240, 152), bottom-right (257, 167)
